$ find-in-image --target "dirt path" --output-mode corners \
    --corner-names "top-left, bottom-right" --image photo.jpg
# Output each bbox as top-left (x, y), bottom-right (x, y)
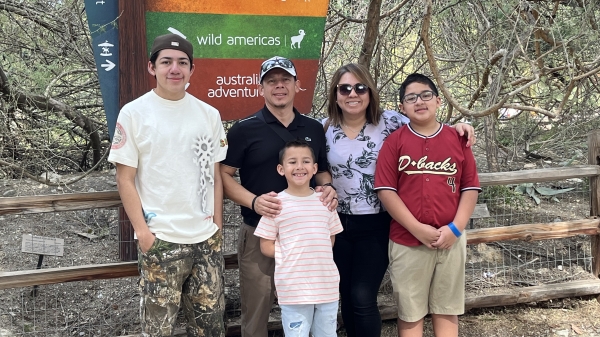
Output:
top-left (375, 298), bottom-right (600, 337)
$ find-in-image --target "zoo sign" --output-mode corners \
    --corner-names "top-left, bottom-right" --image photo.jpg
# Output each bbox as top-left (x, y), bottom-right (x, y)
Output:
top-left (144, 0), bottom-right (329, 120)
top-left (84, 0), bottom-right (119, 139)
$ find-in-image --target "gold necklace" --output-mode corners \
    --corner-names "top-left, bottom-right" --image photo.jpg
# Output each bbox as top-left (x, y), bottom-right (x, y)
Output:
top-left (342, 122), bottom-right (364, 133)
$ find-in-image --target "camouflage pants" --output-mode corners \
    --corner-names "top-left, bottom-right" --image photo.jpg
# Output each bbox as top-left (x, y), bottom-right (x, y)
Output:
top-left (136, 231), bottom-right (225, 337)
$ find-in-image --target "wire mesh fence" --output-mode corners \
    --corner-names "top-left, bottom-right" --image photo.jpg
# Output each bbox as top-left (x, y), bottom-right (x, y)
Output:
top-left (0, 198), bottom-right (243, 337)
top-left (1, 205), bottom-right (136, 336)
top-left (1, 278), bottom-right (139, 337)
top-left (466, 178), bottom-right (595, 295)
top-left (0, 175), bottom-right (598, 336)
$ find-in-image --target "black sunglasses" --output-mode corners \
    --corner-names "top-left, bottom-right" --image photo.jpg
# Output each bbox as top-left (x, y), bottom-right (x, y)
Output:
top-left (337, 83), bottom-right (369, 96)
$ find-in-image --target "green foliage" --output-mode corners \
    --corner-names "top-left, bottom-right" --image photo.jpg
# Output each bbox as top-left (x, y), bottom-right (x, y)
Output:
top-left (479, 185), bottom-right (530, 212)
top-left (515, 183), bottom-right (575, 205)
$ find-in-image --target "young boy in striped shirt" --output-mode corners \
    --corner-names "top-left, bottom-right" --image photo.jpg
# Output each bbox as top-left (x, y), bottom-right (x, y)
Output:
top-left (254, 140), bottom-right (343, 337)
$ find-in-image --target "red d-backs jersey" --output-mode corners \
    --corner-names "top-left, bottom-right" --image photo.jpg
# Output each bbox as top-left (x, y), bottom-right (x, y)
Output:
top-left (374, 124), bottom-right (481, 246)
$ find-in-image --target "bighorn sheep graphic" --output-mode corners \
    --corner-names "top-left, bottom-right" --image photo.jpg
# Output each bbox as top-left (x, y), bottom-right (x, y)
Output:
top-left (291, 29), bottom-right (305, 49)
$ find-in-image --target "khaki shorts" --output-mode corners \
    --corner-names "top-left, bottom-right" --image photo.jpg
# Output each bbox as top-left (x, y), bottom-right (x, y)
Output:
top-left (388, 235), bottom-right (466, 322)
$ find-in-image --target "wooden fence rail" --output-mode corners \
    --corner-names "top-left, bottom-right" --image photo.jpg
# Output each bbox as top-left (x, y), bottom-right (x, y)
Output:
top-left (2, 166), bottom-right (599, 217)
top-left (1, 218), bottom-right (599, 290)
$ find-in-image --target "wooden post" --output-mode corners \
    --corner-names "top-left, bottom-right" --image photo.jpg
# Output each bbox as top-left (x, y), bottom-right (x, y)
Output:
top-left (117, 0), bottom-right (150, 261)
top-left (587, 130), bottom-right (600, 278)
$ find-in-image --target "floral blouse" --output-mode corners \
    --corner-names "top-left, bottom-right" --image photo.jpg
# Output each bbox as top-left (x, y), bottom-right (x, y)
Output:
top-left (324, 110), bottom-right (410, 215)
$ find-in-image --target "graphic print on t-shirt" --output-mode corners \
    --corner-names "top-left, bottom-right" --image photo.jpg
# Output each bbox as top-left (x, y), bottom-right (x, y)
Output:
top-left (111, 122), bottom-right (127, 149)
top-left (397, 155), bottom-right (457, 176)
top-left (192, 134), bottom-right (215, 213)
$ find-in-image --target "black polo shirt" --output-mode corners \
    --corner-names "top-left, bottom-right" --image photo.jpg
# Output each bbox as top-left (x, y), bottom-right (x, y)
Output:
top-left (222, 106), bottom-right (328, 225)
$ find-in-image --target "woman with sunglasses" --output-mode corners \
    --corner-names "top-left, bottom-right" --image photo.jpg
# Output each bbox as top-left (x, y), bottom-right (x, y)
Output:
top-left (323, 63), bottom-right (474, 337)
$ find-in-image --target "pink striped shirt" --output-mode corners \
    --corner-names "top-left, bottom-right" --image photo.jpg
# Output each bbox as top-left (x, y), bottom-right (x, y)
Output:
top-left (254, 191), bottom-right (343, 305)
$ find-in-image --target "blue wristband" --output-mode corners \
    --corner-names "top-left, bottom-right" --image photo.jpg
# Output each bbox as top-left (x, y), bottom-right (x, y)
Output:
top-left (448, 222), bottom-right (462, 237)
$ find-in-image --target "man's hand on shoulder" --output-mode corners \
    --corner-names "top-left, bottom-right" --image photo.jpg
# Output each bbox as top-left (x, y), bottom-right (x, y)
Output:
top-left (254, 192), bottom-right (282, 219)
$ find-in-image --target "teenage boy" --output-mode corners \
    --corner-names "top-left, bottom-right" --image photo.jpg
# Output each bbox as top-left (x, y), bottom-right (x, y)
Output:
top-left (109, 34), bottom-right (228, 336)
top-left (254, 140), bottom-right (343, 337)
top-left (374, 73), bottom-right (481, 337)
top-left (220, 56), bottom-right (337, 337)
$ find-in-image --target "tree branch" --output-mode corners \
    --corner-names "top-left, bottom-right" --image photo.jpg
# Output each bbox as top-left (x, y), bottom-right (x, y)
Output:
top-left (421, 0), bottom-right (558, 119)
top-left (0, 148), bottom-right (109, 187)
top-left (44, 68), bottom-right (96, 97)
top-left (0, 0), bottom-right (65, 34)
top-left (329, 0), bottom-right (409, 24)
top-left (467, 50), bottom-right (507, 109)
top-left (0, 64), bottom-right (103, 165)
top-left (422, 0), bottom-right (508, 118)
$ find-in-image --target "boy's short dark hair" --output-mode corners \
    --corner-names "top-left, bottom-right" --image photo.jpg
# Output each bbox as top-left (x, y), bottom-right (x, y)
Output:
top-left (398, 73), bottom-right (439, 102)
top-left (278, 140), bottom-right (316, 164)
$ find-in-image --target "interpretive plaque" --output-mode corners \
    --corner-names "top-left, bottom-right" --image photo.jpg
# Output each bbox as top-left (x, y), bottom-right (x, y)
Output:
top-left (471, 204), bottom-right (491, 219)
top-left (21, 235), bottom-right (64, 257)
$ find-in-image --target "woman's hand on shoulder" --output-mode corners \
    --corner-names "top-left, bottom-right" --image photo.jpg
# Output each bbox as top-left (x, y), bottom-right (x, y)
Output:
top-left (315, 184), bottom-right (338, 211)
top-left (453, 123), bottom-right (476, 147)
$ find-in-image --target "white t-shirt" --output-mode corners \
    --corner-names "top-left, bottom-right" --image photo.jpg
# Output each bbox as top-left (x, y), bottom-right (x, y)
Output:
top-left (108, 90), bottom-right (228, 244)
top-left (324, 110), bottom-right (409, 215)
top-left (254, 191), bottom-right (343, 305)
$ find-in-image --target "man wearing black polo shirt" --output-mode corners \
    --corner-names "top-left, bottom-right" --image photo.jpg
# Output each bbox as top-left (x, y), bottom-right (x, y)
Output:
top-left (220, 56), bottom-right (338, 337)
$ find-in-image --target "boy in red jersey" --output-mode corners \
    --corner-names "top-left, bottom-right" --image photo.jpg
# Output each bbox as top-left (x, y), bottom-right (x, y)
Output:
top-left (254, 140), bottom-right (343, 337)
top-left (374, 73), bottom-right (481, 337)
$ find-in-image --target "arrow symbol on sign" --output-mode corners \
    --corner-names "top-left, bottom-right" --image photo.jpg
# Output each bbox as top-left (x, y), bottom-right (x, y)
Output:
top-left (101, 59), bottom-right (115, 71)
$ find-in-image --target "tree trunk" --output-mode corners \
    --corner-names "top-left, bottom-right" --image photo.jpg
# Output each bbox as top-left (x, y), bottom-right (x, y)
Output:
top-left (358, 0), bottom-right (382, 68)
top-left (484, 114), bottom-right (499, 172)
